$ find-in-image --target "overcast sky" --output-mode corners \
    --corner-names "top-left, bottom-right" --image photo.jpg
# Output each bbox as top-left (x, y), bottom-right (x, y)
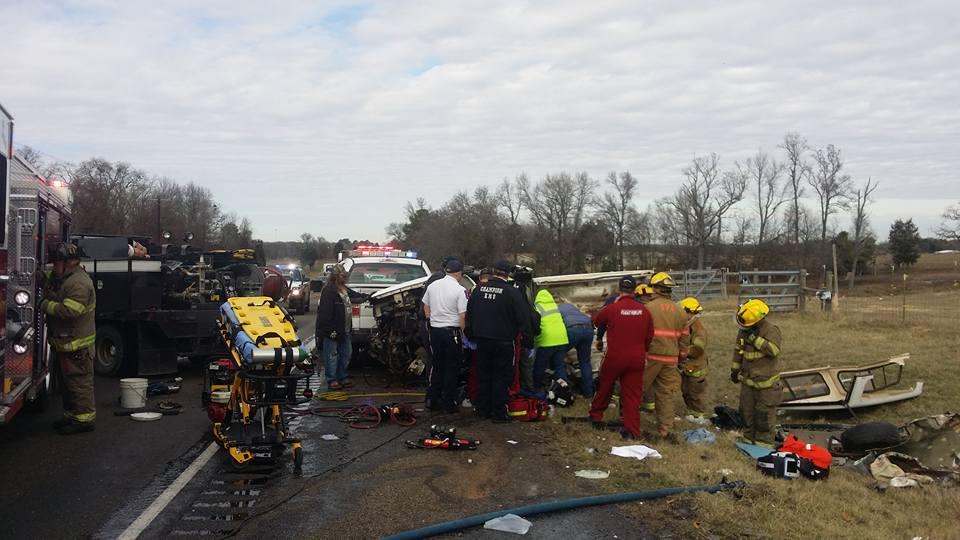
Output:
top-left (2, 1), bottom-right (958, 242)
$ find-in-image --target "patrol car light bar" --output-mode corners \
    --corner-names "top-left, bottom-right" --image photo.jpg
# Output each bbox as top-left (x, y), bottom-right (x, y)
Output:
top-left (347, 244), bottom-right (417, 259)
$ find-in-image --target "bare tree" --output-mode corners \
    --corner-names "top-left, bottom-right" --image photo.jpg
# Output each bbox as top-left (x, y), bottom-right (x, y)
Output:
top-left (935, 202), bottom-right (960, 242)
top-left (809, 144), bottom-right (852, 242)
top-left (496, 175), bottom-right (526, 261)
top-left (70, 158), bottom-right (152, 235)
top-left (598, 171), bottom-right (639, 270)
top-left (625, 207), bottom-right (653, 267)
top-left (730, 210), bottom-right (755, 271)
top-left (520, 172), bottom-right (597, 273)
top-left (16, 145), bottom-right (44, 170)
top-left (496, 175), bottom-right (525, 226)
top-left (780, 133), bottom-right (810, 247)
top-left (661, 154), bottom-right (746, 269)
top-left (848, 177), bottom-right (879, 288)
top-left (738, 150), bottom-right (786, 247)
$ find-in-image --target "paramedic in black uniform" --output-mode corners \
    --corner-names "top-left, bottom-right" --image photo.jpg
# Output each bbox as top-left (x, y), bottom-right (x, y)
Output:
top-left (466, 259), bottom-right (533, 422)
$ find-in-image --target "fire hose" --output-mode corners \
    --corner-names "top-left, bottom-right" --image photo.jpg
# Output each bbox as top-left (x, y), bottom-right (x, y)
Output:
top-left (383, 480), bottom-right (746, 540)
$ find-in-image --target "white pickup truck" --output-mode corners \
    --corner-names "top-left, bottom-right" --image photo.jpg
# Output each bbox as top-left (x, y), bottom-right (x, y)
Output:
top-left (338, 248), bottom-right (431, 344)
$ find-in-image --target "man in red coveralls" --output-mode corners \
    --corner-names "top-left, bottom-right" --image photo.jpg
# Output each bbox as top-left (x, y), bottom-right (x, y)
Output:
top-left (589, 276), bottom-right (655, 440)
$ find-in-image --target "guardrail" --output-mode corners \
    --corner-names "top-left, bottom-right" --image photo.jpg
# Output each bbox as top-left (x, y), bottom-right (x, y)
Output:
top-left (737, 270), bottom-right (806, 312)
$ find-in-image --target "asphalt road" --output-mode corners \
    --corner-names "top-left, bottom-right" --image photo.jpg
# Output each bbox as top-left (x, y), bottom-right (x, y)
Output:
top-left (0, 310), bottom-right (317, 540)
top-left (1, 306), bottom-right (648, 539)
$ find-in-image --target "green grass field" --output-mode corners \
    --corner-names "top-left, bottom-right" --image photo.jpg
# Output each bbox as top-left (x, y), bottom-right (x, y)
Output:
top-left (545, 289), bottom-right (960, 539)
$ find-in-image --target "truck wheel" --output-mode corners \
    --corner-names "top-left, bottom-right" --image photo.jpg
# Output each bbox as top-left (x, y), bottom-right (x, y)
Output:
top-left (95, 325), bottom-right (126, 376)
top-left (305, 294), bottom-right (311, 312)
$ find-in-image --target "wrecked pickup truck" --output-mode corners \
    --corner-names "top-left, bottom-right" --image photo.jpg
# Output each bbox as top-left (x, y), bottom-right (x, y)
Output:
top-left (779, 353), bottom-right (924, 413)
top-left (368, 273), bottom-right (478, 375)
top-left (367, 267), bottom-right (653, 377)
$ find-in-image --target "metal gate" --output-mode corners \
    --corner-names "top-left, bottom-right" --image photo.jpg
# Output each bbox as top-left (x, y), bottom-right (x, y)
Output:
top-left (737, 270), bottom-right (805, 312)
top-left (671, 269), bottom-right (727, 301)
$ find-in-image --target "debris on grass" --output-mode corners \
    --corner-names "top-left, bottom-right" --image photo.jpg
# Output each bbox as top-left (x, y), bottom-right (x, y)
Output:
top-left (574, 469), bottom-right (610, 479)
top-left (610, 445), bottom-right (662, 460)
top-left (683, 428), bottom-right (717, 445)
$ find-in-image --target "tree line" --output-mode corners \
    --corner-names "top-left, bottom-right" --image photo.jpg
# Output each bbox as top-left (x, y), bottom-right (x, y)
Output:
top-left (17, 145), bottom-right (253, 249)
top-left (386, 132), bottom-right (960, 287)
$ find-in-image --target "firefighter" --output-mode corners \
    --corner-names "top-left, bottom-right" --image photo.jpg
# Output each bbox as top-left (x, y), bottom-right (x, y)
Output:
top-left (42, 243), bottom-right (97, 435)
top-left (640, 272), bottom-right (687, 439)
top-left (731, 299), bottom-right (783, 445)
top-left (466, 260), bottom-right (533, 422)
top-left (635, 284), bottom-right (655, 304)
top-left (589, 276), bottom-right (654, 439)
top-left (678, 297), bottom-right (709, 418)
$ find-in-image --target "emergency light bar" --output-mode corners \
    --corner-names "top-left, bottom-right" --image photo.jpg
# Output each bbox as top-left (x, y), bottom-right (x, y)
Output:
top-left (344, 244), bottom-right (417, 259)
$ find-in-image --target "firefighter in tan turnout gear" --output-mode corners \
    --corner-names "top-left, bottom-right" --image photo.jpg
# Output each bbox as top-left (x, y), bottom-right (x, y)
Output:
top-left (678, 297), bottom-right (709, 418)
top-left (640, 272), bottom-right (687, 439)
top-left (731, 299), bottom-right (783, 445)
top-left (42, 243), bottom-right (98, 435)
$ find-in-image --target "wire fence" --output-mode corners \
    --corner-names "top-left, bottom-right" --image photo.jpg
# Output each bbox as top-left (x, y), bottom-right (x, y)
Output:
top-left (819, 276), bottom-right (960, 325)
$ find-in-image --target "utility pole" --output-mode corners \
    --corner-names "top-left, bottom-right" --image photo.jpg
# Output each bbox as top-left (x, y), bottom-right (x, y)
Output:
top-left (156, 196), bottom-right (161, 242)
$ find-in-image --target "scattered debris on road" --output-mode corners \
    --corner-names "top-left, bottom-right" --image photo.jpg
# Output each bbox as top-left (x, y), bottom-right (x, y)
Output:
top-left (484, 513), bottom-right (532, 535)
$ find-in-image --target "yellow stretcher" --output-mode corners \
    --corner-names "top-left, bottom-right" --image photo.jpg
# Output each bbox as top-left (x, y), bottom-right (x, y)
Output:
top-left (209, 297), bottom-right (314, 468)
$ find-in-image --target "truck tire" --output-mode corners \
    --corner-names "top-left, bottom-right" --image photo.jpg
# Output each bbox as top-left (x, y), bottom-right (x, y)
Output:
top-left (95, 324), bottom-right (126, 376)
top-left (305, 293), bottom-right (311, 312)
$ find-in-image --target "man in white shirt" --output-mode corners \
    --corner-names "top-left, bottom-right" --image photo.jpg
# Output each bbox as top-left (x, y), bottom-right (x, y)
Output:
top-left (422, 258), bottom-right (468, 413)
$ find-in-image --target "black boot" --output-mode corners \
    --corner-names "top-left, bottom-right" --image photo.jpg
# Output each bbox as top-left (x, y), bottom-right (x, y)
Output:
top-left (57, 422), bottom-right (95, 435)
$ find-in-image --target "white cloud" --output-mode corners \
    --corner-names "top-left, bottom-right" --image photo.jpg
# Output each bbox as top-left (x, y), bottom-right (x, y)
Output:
top-left (1, 0), bottom-right (957, 241)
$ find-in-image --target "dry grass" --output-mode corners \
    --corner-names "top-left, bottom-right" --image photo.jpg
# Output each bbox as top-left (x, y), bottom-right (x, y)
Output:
top-left (545, 289), bottom-right (960, 539)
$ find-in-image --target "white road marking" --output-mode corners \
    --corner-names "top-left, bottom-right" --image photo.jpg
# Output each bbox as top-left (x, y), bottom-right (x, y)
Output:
top-left (117, 442), bottom-right (219, 540)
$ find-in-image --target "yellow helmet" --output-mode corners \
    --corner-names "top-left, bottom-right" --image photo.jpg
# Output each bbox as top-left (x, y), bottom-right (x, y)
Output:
top-left (680, 297), bottom-right (703, 314)
top-left (635, 284), bottom-right (654, 296)
top-left (650, 272), bottom-right (675, 289)
top-left (736, 299), bottom-right (769, 327)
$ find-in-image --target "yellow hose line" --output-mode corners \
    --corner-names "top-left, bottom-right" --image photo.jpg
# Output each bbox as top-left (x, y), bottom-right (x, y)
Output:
top-left (317, 391), bottom-right (426, 401)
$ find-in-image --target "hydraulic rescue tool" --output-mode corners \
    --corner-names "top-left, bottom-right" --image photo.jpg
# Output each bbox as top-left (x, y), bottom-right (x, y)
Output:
top-left (405, 424), bottom-right (481, 450)
top-left (204, 296), bottom-right (314, 468)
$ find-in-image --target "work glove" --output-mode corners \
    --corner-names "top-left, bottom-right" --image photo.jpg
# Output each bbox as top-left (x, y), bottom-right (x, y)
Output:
top-left (595, 339), bottom-right (604, 352)
top-left (730, 370), bottom-right (740, 384)
top-left (328, 331), bottom-right (338, 340)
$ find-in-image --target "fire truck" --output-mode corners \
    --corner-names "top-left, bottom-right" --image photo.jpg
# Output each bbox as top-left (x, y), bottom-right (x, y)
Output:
top-left (0, 102), bottom-right (73, 423)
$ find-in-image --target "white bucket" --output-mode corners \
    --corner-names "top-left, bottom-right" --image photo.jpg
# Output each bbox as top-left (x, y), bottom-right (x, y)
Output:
top-left (120, 378), bottom-right (149, 409)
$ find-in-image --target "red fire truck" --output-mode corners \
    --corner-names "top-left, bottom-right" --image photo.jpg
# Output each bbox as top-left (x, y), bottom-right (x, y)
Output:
top-left (0, 102), bottom-right (73, 423)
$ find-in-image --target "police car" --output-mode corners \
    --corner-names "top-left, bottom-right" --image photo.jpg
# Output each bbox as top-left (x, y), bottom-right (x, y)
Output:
top-left (338, 245), bottom-right (430, 343)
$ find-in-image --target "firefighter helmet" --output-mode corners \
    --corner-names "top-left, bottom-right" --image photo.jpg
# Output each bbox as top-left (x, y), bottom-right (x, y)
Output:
top-left (51, 242), bottom-right (83, 262)
top-left (650, 272), bottom-right (675, 289)
top-left (680, 297), bottom-right (703, 314)
top-left (635, 284), bottom-right (654, 296)
top-left (736, 299), bottom-right (770, 327)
